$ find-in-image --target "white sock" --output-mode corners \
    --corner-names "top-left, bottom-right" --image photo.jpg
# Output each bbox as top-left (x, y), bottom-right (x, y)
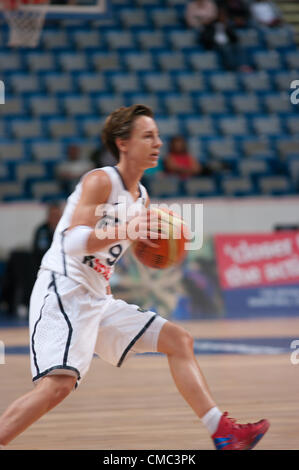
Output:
top-left (201, 407), bottom-right (222, 435)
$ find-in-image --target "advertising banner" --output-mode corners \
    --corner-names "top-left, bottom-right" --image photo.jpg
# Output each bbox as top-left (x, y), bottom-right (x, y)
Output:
top-left (214, 232), bottom-right (299, 317)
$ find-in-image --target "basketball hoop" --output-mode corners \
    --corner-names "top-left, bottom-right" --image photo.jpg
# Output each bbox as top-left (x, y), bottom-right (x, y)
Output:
top-left (0, 0), bottom-right (49, 48)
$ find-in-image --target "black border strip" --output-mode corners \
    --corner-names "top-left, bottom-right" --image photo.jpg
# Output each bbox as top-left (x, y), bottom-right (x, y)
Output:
top-left (31, 278), bottom-right (54, 376)
top-left (51, 272), bottom-right (73, 367)
top-left (117, 314), bottom-right (157, 367)
top-left (32, 365), bottom-right (81, 383)
top-left (113, 166), bottom-right (142, 198)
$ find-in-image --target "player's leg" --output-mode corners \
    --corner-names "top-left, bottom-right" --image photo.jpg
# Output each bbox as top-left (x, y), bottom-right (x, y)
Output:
top-left (156, 321), bottom-right (216, 419)
top-left (156, 321), bottom-right (270, 450)
top-left (0, 374), bottom-right (76, 446)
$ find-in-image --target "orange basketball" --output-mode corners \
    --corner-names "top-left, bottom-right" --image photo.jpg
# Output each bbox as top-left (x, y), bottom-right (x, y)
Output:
top-left (132, 207), bottom-right (189, 269)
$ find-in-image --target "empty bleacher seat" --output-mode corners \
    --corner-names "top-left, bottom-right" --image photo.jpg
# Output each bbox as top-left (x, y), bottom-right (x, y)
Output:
top-left (26, 52), bottom-right (56, 72)
top-left (238, 159), bottom-right (270, 177)
top-left (286, 117), bottom-right (299, 135)
top-left (124, 52), bottom-right (154, 72)
top-left (0, 142), bottom-right (24, 161)
top-left (185, 116), bottom-right (215, 137)
top-left (0, 182), bottom-right (24, 201)
top-left (31, 141), bottom-right (64, 161)
top-left (276, 139), bottom-right (299, 159)
top-left (258, 175), bottom-right (292, 195)
top-left (151, 7), bottom-right (179, 28)
top-left (96, 95), bottom-right (126, 115)
top-left (42, 30), bottom-right (69, 49)
top-left (10, 119), bottom-right (42, 139)
top-left (163, 94), bottom-right (194, 115)
top-left (0, 97), bottom-right (24, 116)
top-left (29, 96), bottom-right (59, 116)
top-left (263, 92), bottom-right (292, 113)
top-left (0, 52), bottom-right (22, 72)
top-left (58, 52), bottom-right (88, 72)
top-left (237, 29), bottom-right (260, 48)
top-left (63, 95), bottom-right (93, 116)
top-left (105, 30), bottom-right (134, 50)
top-left (175, 72), bottom-right (205, 93)
top-left (208, 138), bottom-right (238, 160)
top-left (231, 93), bottom-right (261, 114)
top-left (287, 157), bottom-right (299, 188)
top-left (110, 73), bottom-right (140, 93)
top-left (31, 181), bottom-right (62, 201)
top-left (242, 138), bottom-right (274, 159)
top-left (125, 93), bottom-right (162, 114)
top-left (241, 72), bottom-right (271, 92)
top-left (77, 73), bottom-right (107, 93)
top-left (155, 116), bottom-right (180, 137)
top-left (149, 174), bottom-right (180, 198)
top-left (92, 52), bottom-right (121, 72)
top-left (81, 118), bottom-right (106, 138)
top-left (285, 51), bottom-right (299, 69)
top-left (137, 31), bottom-right (166, 50)
top-left (72, 30), bottom-right (101, 50)
top-left (45, 73), bottom-right (73, 94)
top-left (168, 30), bottom-right (197, 50)
top-left (184, 177), bottom-right (218, 197)
top-left (156, 51), bottom-right (186, 71)
top-left (219, 116), bottom-right (249, 137)
top-left (47, 119), bottom-right (78, 139)
top-left (143, 72), bottom-right (174, 92)
top-left (252, 116), bottom-right (282, 136)
top-left (274, 71), bottom-right (299, 91)
top-left (210, 72), bottom-right (239, 92)
top-left (264, 27), bottom-right (293, 49)
top-left (11, 74), bottom-right (40, 94)
top-left (253, 51), bottom-right (281, 70)
top-left (16, 162), bottom-right (45, 182)
top-left (187, 51), bottom-right (219, 71)
top-left (221, 176), bottom-right (254, 197)
top-left (199, 94), bottom-right (228, 114)
top-left (119, 9), bottom-right (148, 28)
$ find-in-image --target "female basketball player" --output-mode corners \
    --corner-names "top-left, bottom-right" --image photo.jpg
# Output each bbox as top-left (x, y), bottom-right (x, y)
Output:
top-left (0, 105), bottom-right (269, 450)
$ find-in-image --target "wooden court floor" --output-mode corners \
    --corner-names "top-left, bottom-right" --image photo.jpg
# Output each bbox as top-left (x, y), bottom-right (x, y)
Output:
top-left (0, 317), bottom-right (298, 450)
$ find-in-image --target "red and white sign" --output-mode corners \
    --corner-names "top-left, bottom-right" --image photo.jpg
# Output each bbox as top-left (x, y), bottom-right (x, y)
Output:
top-left (214, 232), bottom-right (299, 289)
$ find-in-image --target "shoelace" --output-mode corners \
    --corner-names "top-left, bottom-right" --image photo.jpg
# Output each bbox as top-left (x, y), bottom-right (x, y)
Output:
top-left (223, 412), bottom-right (255, 429)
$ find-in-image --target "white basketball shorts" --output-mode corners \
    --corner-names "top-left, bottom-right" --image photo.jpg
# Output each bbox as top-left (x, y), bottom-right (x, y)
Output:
top-left (29, 269), bottom-right (167, 387)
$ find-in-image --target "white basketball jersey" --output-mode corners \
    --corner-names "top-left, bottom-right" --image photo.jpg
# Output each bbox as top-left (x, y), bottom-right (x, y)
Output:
top-left (40, 166), bottom-right (148, 297)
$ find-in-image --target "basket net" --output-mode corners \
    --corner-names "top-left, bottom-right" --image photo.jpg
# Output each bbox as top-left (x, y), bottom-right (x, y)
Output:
top-left (0, 0), bottom-right (49, 47)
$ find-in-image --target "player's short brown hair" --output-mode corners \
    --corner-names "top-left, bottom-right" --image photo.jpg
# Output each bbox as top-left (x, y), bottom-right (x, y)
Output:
top-left (101, 104), bottom-right (154, 161)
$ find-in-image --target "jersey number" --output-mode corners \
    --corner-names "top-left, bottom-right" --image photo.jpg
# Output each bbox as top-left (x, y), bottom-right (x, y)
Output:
top-left (106, 244), bottom-right (123, 266)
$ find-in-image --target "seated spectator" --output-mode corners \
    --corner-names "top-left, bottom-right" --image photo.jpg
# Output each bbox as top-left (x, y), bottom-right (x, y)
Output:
top-left (185, 0), bottom-right (218, 30)
top-left (0, 203), bottom-right (62, 318)
top-left (217, 0), bottom-right (251, 28)
top-left (164, 136), bottom-right (202, 179)
top-left (201, 8), bottom-right (253, 71)
top-left (56, 144), bottom-right (93, 195)
top-left (250, 0), bottom-right (282, 27)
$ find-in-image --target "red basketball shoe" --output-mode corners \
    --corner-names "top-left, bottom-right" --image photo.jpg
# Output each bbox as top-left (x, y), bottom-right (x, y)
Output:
top-left (212, 412), bottom-right (270, 450)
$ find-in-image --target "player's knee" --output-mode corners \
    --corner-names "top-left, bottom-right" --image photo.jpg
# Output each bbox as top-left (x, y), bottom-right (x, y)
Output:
top-left (40, 375), bottom-right (76, 407)
top-left (169, 326), bottom-right (194, 357)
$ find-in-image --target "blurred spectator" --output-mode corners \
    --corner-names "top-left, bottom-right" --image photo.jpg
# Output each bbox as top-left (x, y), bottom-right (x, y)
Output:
top-left (0, 203), bottom-right (62, 318)
top-left (201, 8), bottom-right (253, 71)
top-left (250, 0), bottom-right (282, 27)
top-left (89, 144), bottom-right (118, 169)
top-left (217, 0), bottom-right (251, 28)
top-left (185, 0), bottom-right (218, 30)
top-left (164, 136), bottom-right (203, 179)
top-left (56, 144), bottom-right (93, 195)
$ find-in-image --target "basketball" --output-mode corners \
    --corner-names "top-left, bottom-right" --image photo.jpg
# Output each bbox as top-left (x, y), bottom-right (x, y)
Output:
top-left (132, 207), bottom-right (189, 269)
